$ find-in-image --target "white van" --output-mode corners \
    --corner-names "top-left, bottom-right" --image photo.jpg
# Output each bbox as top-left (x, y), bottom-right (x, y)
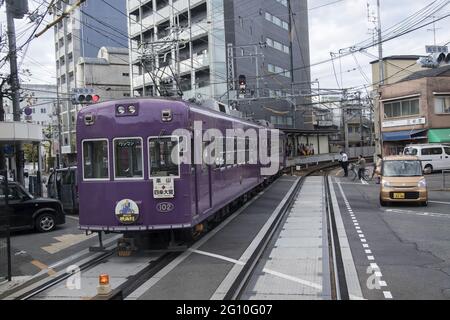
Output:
top-left (404, 144), bottom-right (450, 172)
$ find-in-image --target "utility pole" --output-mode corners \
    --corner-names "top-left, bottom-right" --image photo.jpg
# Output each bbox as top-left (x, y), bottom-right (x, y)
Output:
top-left (376, 0), bottom-right (384, 157)
top-left (55, 87), bottom-right (63, 169)
top-left (342, 90), bottom-right (349, 152)
top-left (287, 0), bottom-right (296, 128)
top-left (6, 0), bottom-right (24, 185)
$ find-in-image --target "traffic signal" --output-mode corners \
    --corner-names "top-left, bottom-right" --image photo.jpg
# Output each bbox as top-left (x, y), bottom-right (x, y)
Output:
top-left (238, 75), bottom-right (246, 95)
top-left (71, 88), bottom-right (100, 105)
top-left (417, 52), bottom-right (450, 68)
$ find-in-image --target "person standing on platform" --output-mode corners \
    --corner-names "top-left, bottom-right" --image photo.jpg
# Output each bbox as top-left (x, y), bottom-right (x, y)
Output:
top-left (340, 151), bottom-right (349, 177)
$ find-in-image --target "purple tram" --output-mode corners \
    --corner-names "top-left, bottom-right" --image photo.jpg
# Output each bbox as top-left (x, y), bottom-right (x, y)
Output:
top-left (76, 98), bottom-right (285, 246)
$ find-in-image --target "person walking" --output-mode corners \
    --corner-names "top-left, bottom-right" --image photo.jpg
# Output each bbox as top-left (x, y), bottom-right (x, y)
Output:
top-left (372, 154), bottom-right (383, 183)
top-left (357, 155), bottom-right (366, 180)
top-left (340, 151), bottom-right (349, 177)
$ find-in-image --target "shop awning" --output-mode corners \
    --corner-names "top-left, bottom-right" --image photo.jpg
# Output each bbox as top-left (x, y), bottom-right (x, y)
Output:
top-left (382, 129), bottom-right (427, 142)
top-left (428, 128), bottom-right (450, 143)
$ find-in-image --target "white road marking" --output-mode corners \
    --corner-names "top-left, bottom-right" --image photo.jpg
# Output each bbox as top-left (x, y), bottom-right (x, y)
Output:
top-left (385, 209), bottom-right (450, 219)
top-left (429, 201), bottom-right (450, 205)
top-left (41, 233), bottom-right (97, 254)
top-left (337, 181), bottom-right (393, 300)
top-left (65, 215), bottom-right (79, 221)
top-left (189, 249), bottom-right (244, 266)
top-left (355, 227), bottom-right (361, 230)
top-left (357, 230), bottom-right (363, 234)
top-left (262, 268), bottom-right (322, 291)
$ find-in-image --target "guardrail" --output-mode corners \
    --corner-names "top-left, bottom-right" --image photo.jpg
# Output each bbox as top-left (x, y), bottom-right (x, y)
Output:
top-left (286, 147), bottom-right (376, 168)
top-left (442, 170), bottom-right (450, 190)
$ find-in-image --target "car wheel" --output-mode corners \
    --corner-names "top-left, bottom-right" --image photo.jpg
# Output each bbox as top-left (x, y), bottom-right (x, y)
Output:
top-left (421, 201), bottom-right (428, 207)
top-left (424, 165), bottom-right (433, 174)
top-left (380, 199), bottom-right (388, 207)
top-left (36, 213), bottom-right (56, 233)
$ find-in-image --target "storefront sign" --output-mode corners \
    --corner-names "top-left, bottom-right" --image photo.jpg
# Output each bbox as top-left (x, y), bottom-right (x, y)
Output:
top-left (382, 117), bottom-right (426, 128)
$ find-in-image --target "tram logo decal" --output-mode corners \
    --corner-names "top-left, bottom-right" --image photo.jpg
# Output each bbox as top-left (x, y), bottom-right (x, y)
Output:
top-left (156, 202), bottom-right (175, 213)
top-left (115, 199), bottom-right (140, 224)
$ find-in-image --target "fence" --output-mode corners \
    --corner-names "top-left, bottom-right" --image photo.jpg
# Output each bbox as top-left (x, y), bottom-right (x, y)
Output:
top-left (287, 146), bottom-right (376, 168)
top-left (0, 170), bottom-right (12, 282)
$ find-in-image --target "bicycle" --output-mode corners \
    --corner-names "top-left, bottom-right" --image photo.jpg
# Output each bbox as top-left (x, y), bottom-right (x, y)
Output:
top-left (349, 163), bottom-right (373, 182)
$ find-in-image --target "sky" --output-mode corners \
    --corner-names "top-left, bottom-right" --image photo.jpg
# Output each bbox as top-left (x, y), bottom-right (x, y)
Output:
top-left (1, 0), bottom-right (450, 95)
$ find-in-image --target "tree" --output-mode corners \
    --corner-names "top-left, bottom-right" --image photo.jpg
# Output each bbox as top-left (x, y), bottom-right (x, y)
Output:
top-left (23, 143), bottom-right (38, 164)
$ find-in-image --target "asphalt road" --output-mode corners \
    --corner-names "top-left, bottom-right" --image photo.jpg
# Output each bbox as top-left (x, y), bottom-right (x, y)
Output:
top-left (332, 172), bottom-right (450, 299)
top-left (6, 215), bottom-right (115, 277)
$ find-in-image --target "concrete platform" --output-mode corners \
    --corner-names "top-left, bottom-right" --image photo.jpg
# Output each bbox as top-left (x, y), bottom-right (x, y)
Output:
top-left (243, 176), bottom-right (332, 300)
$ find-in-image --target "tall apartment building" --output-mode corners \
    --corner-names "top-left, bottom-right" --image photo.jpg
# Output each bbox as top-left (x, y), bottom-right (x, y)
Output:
top-left (127, 0), bottom-right (312, 130)
top-left (50, 0), bottom-right (127, 163)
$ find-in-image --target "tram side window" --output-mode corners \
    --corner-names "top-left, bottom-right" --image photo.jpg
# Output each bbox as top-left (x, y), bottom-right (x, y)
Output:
top-left (114, 138), bottom-right (143, 178)
top-left (83, 140), bottom-right (109, 180)
top-left (149, 137), bottom-right (180, 177)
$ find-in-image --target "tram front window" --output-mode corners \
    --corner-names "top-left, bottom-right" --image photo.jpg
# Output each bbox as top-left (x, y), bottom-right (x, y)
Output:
top-left (149, 137), bottom-right (180, 177)
top-left (114, 138), bottom-right (143, 179)
top-left (83, 140), bottom-right (109, 180)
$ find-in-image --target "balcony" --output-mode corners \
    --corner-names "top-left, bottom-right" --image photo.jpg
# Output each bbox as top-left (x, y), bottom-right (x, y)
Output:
top-left (129, 0), bottom-right (207, 38)
top-left (132, 53), bottom-right (209, 89)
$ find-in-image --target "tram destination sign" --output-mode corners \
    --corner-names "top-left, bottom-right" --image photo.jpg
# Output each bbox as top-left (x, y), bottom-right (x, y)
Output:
top-left (153, 177), bottom-right (175, 199)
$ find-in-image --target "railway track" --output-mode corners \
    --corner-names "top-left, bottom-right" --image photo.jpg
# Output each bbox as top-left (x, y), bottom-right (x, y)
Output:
top-left (6, 162), bottom-right (348, 301)
top-left (223, 163), bottom-right (349, 300)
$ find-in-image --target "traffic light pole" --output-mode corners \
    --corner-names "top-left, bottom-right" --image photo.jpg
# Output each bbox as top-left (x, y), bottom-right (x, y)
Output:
top-left (6, 0), bottom-right (24, 185)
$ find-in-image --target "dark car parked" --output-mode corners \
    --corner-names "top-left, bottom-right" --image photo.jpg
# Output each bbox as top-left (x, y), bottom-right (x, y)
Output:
top-left (0, 180), bottom-right (65, 232)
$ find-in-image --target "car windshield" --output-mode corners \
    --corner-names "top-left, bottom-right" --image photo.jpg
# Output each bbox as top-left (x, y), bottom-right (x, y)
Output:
top-left (383, 160), bottom-right (422, 177)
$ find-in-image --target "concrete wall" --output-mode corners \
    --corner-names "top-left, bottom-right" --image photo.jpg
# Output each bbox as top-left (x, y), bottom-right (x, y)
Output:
top-left (371, 59), bottom-right (423, 88)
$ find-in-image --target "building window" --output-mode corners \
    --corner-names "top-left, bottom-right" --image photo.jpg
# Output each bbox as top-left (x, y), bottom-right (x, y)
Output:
top-left (122, 72), bottom-right (130, 77)
top-left (384, 99), bottom-right (420, 118)
top-left (435, 96), bottom-right (450, 114)
top-left (123, 93), bottom-right (131, 97)
top-left (276, 0), bottom-right (288, 7)
top-left (267, 64), bottom-right (291, 78)
top-left (265, 12), bottom-right (289, 31)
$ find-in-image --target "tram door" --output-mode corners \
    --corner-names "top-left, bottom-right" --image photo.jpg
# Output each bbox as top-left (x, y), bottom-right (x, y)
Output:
top-left (196, 140), bottom-right (212, 215)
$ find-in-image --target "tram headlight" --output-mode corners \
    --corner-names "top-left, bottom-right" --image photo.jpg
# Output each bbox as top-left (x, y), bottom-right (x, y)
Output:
top-left (117, 105), bottom-right (126, 115)
top-left (128, 105), bottom-right (137, 114)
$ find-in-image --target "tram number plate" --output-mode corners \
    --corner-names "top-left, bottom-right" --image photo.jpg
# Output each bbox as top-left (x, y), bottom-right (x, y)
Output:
top-left (393, 193), bottom-right (405, 199)
top-left (153, 177), bottom-right (175, 199)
